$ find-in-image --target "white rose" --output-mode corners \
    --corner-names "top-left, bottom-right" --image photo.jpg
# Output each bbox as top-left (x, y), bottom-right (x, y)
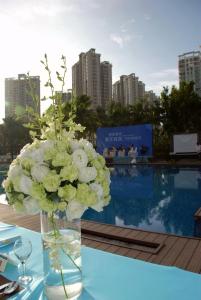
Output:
top-left (72, 149), bottom-right (88, 168)
top-left (29, 148), bottom-right (44, 163)
top-left (31, 164), bottom-right (49, 182)
top-left (19, 146), bottom-right (44, 163)
top-left (18, 149), bottom-right (31, 159)
top-left (78, 167), bottom-right (97, 183)
top-left (8, 165), bottom-right (23, 179)
top-left (70, 140), bottom-right (81, 152)
top-left (40, 140), bottom-right (55, 152)
top-left (66, 200), bottom-right (87, 221)
top-left (90, 183), bottom-right (103, 200)
top-left (79, 139), bottom-right (97, 159)
top-left (19, 175), bottom-right (33, 195)
top-left (79, 139), bottom-right (93, 149)
top-left (23, 196), bottom-right (40, 215)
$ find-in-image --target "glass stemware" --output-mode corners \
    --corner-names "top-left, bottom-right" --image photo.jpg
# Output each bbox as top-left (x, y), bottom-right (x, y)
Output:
top-left (14, 237), bottom-right (32, 285)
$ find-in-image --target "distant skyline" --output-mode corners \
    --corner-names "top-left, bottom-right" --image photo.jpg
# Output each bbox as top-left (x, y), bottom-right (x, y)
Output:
top-left (0, 0), bottom-right (201, 122)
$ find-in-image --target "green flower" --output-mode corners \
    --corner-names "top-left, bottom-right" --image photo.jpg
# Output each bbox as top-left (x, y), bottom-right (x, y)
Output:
top-left (85, 149), bottom-right (95, 161)
top-left (42, 171), bottom-right (60, 192)
top-left (102, 180), bottom-right (110, 196)
top-left (57, 201), bottom-right (67, 211)
top-left (91, 159), bottom-right (102, 170)
top-left (104, 195), bottom-right (111, 205)
top-left (97, 154), bottom-right (106, 167)
top-left (14, 201), bottom-right (26, 213)
top-left (87, 190), bottom-right (98, 206)
top-left (44, 148), bottom-right (57, 161)
top-left (30, 182), bottom-right (46, 200)
top-left (39, 197), bottom-right (56, 212)
top-left (11, 176), bottom-right (21, 192)
top-left (2, 179), bottom-right (13, 193)
top-left (58, 185), bottom-right (76, 201)
top-left (21, 157), bottom-right (34, 171)
top-left (52, 152), bottom-right (72, 167)
top-left (60, 164), bottom-right (78, 182)
top-left (96, 169), bottom-right (105, 183)
top-left (56, 140), bottom-right (69, 152)
top-left (76, 183), bottom-right (97, 206)
top-left (7, 192), bottom-right (24, 205)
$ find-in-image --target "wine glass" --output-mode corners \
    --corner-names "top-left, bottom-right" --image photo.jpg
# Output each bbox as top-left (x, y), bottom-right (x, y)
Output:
top-left (14, 237), bottom-right (32, 285)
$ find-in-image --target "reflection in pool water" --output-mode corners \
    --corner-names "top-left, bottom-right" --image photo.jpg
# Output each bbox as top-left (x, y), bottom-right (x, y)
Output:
top-left (1, 165), bottom-right (201, 237)
top-left (83, 165), bottom-right (201, 237)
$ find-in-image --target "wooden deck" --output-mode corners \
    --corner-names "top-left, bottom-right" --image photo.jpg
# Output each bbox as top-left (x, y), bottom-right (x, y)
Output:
top-left (1, 203), bottom-right (201, 274)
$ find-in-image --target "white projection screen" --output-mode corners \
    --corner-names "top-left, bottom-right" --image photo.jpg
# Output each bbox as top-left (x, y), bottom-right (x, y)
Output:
top-left (173, 133), bottom-right (198, 153)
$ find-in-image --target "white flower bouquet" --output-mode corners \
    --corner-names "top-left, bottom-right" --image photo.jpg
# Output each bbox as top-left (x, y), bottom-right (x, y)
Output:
top-left (3, 135), bottom-right (110, 219)
top-left (2, 54), bottom-right (110, 219)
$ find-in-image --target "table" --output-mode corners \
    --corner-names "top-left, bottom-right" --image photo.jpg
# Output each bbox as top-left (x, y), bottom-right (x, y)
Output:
top-left (1, 223), bottom-right (201, 299)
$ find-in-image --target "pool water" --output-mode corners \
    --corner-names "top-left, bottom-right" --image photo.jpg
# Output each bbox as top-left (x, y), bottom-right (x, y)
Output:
top-left (1, 165), bottom-right (201, 237)
top-left (83, 165), bottom-right (201, 237)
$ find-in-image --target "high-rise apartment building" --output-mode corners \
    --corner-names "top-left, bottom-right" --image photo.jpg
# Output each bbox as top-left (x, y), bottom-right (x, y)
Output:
top-left (72, 48), bottom-right (112, 109)
top-left (138, 81), bottom-right (145, 99)
top-left (113, 73), bottom-right (145, 105)
top-left (55, 89), bottom-right (72, 103)
top-left (5, 74), bottom-right (40, 119)
top-left (145, 90), bottom-right (157, 102)
top-left (113, 80), bottom-right (121, 103)
top-left (100, 61), bottom-right (112, 109)
top-left (178, 47), bottom-right (201, 96)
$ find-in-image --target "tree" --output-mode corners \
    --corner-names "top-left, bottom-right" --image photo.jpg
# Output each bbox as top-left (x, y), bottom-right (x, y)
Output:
top-left (107, 102), bottom-right (130, 126)
top-left (1, 117), bottom-right (31, 158)
top-left (160, 81), bottom-right (201, 135)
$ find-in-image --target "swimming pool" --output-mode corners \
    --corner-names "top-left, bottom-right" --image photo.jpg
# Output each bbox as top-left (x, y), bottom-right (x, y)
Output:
top-left (1, 165), bottom-right (201, 237)
top-left (83, 165), bottom-right (201, 237)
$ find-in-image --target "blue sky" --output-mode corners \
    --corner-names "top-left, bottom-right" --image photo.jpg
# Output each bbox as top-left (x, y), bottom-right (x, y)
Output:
top-left (0, 0), bottom-right (201, 122)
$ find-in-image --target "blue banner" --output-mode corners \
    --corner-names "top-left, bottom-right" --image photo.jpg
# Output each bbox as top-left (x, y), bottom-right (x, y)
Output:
top-left (96, 124), bottom-right (153, 157)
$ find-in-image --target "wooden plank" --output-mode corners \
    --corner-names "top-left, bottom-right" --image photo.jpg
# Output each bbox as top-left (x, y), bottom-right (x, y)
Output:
top-left (148, 234), bottom-right (169, 262)
top-left (151, 235), bottom-right (178, 264)
top-left (82, 228), bottom-right (164, 253)
top-left (186, 240), bottom-right (201, 273)
top-left (160, 238), bottom-right (188, 266)
top-left (174, 239), bottom-right (199, 270)
top-left (136, 233), bottom-right (160, 261)
top-left (113, 247), bottom-right (130, 256)
top-left (105, 244), bottom-right (121, 253)
top-left (124, 248), bottom-right (141, 259)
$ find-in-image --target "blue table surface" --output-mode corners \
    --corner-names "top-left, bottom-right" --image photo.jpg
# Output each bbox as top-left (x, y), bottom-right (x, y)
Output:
top-left (0, 222), bottom-right (201, 299)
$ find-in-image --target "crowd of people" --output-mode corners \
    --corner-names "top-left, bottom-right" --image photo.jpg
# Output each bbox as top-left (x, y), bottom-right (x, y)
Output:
top-left (103, 144), bottom-right (148, 159)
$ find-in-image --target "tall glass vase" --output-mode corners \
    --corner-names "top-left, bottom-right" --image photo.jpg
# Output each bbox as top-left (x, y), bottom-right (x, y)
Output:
top-left (40, 210), bottom-right (82, 300)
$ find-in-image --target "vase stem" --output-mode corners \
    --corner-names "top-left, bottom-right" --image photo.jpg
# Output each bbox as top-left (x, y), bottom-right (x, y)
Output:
top-left (41, 210), bottom-right (82, 300)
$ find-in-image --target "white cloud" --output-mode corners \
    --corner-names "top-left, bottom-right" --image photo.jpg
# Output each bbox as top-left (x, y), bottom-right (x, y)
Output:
top-left (149, 68), bottom-right (178, 79)
top-left (88, 2), bottom-right (101, 9)
top-left (147, 80), bottom-right (179, 96)
top-left (144, 13), bottom-right (151, 21)
top-left (110, 32), bottom-right (142, 48)
top-left (120, 18), bottom-right (136, 33)
top-left (147, 68), bottom-right (179, 95)
top-left (124, 34), bottom-right (132, 42)
top-left (110, 34), bottom-right (124, 48)
top-left (129, 18), bottom-right (136, 23)
top-left (32, 3), bottom-right (80, 17)
top-left (132, 33), bottom-right (143, 40)
top-left (0, 1), bottom-right (82, 22)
